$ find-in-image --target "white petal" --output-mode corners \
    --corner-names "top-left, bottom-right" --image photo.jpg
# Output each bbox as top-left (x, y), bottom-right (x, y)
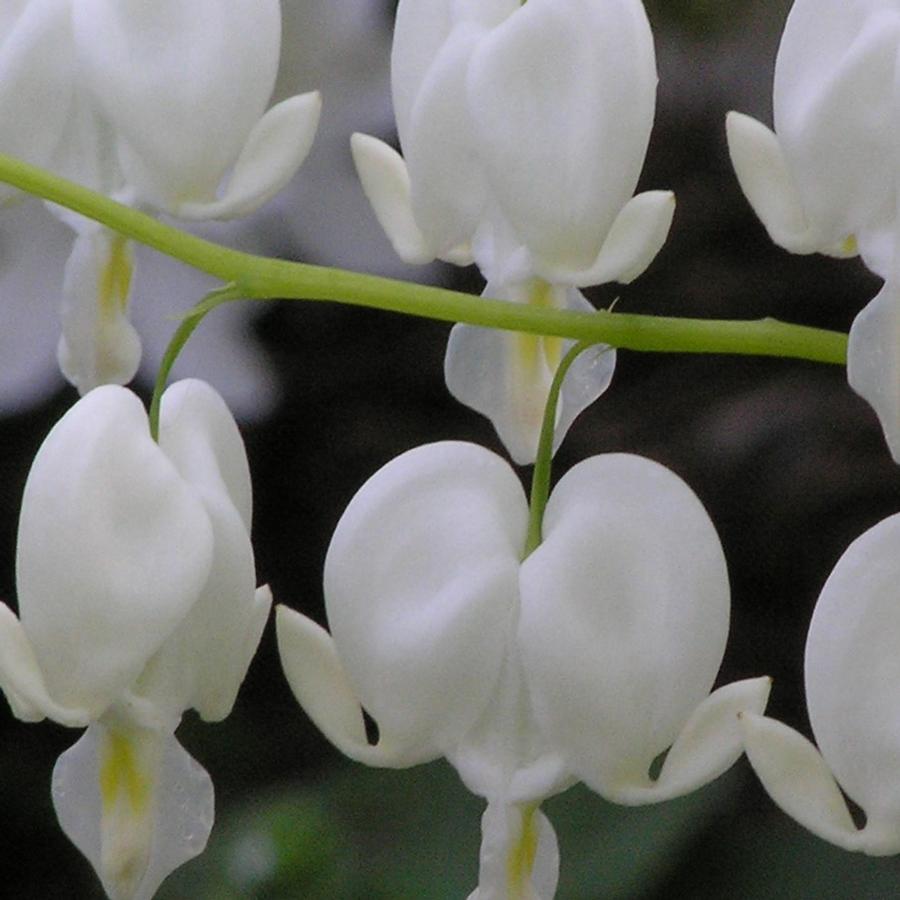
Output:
top-left (804, 511), bottom-right (900, 845)
top-left (276, 606), bottom-right (422, 767)
top-left (72, 0), bottom-right (281, 210)
top-left (467, 802), bottom-right (559, 900)
top-left (467, 0), bottom-right (656, 272)
top-left (740, 713), bottom-right (863, 852)
top-left (391, 0), bottom-right (457, 148)
top-left (847, 281), bottom-right (900, 463)
top-left (52, 722), bottom-right (214, 900)
top-left (445, 282), bottom-right (615, 465)
top-left (0, 0), bottom-right (76, 202)
top-left (519, 454), bottom-right (730, 799)
top-left (773, 0), bottom-right (900, 247)
top-left (175, 92), bottom-right (322, 221)
top-left (16, 386), bottom-right (214, 717)
top-left (538, 191), bottom-right (675, 288)
top-left (448, 641), bottom-right (573, 804)
top-left (324, 442), bottom-right (527, 760)
top-left (137, 381), bottom-right (265, 721)
top-left (404, 23), bottom-right (490, 255)
top-left (606, 677), bottom-right (771, 804)
top-left (350, 133), bottom-right (435, 265)
top-left (0, 603), bottom-right (89, 725)
top-left (57, 227), bottom-right (141, 394)
top-left (158, 379), bottom-right (253, 530)
top-left (726, 112), bottom-right (819, 254)
top-left (391, 0), bottom-right (514, 147)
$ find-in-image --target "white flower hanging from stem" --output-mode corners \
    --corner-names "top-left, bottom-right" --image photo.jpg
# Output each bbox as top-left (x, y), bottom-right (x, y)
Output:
top-left (277, 343), bottom-right (770, 898)
top-left (353, 0), bottom-right (676, 463)
top-left (0, 379), bottom-right (271, 900)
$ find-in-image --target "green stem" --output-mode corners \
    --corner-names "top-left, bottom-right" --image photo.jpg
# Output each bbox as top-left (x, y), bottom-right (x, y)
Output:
top-left (148, 283), bottom-right (243, 440)
top-left (523, 341), bottom-right (594, 557)
top-left (0, 154), bottom-right (848, 364)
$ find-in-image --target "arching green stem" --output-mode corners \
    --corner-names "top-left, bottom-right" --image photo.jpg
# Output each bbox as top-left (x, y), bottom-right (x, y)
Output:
top-left (523, 341), bottom-right (595, 557)
top-left (0, 154), bottom-right (848, 364)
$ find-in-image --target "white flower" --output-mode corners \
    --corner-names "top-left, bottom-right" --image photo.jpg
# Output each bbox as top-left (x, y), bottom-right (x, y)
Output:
top-left (0, 0), bottom-right (321, 400)
top-left (277, 441), bottom-right (770, 897)
top-left (0, 379), bottom-right (271, 899)
top-left (726, 0), bottom-right (900, 462)
top-left (352, 0), bottom-right (675, 464)
top-left (741, 511), bottom-right (900, 857)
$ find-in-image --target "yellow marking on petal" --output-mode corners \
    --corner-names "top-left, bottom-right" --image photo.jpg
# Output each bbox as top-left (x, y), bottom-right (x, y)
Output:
top-left (841, 234), bottom-right (858, 256)
top-left (514, 280), bottom-right (562, 379)
top-left (99, 234), bottom-right (133, 319)
top-left (506, 803), bottom-right (540, 896)
top-left (99, 728), bottom-right (151, 816)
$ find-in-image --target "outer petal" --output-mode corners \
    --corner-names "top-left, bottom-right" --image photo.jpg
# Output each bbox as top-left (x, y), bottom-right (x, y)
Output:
top-left (537, 191), bottom-right (675, 288)
top-left (175, 92), bottom-right (322, 221)
top-left (0, 0), bottom-right (75, 202)
top-left (0, 603), bottom-right (90, 725)
top-left (136, 380), bottom-right (266, 721)
top-left (467, 0), bottom-right (656, 272)
top-left (466, 803), bottom-right (559, 900)
top-left (72, 0), bottom-right (281, 210)
top-left (16, 386), bottom-right (214, 717)
top-left (804, 511), bottom-right (900, 850)
top-left (773, 0), bottom-right (900, 248)
top-left (404, 22), bottom-right (490, 254)
top-left (519, 454), bottom-right (730, 799)
top-left (350, 133), bottom-right (435, 265)
top-left (57, 226), bottom-right (141, 394)
top-left (276, 606), bottom-right (422, 767)
top-left (726, 113), bottom-right (830, 256)
top-left (605, 677), bottom-right (771, 805)
top-left (52, 721), bottom-right (214, 900)
top-left (740, 713), bottom-right (863, 853)
top-left (847, 280), bottom-right (900, 463)
top-left (445, 282), bottom-right (616, 465)
top-left (324, 442), bottom-right (527, 761)
top-left (391, 0), bottom-right (514, 147)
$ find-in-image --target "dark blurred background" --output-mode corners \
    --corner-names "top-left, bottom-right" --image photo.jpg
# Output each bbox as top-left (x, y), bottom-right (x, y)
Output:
top-left (3, 0), bottom-right (900, 897)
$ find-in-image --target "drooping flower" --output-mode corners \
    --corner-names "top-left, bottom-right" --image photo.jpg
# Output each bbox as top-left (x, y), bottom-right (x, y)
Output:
top-left (726, 0), bottom-right (900, 461)
top-left (742, 511), bottom-right (900, 857)
top-left (0, 0), bottom-right (321, 399)
top-left (352, 0), bottom-right (675, 463)
top-left (0, 380), bottom-right (271, 899)
top-left (277, 441), bottom-right (770, 897)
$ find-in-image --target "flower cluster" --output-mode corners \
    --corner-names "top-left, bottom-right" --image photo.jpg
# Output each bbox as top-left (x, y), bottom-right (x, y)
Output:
top-left (2, 0), bottom-right (900, 897)
top-left (0, 0), bottom-right (320, 396)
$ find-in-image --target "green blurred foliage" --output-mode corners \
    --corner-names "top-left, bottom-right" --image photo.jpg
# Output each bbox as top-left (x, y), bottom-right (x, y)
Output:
top-left (159, 760), bottom-right (741, 899)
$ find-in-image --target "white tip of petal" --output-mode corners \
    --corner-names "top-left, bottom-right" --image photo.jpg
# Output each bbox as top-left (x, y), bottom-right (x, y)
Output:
top-left (350, 133), bottom-right (435, 265)
top-left (52, 724), bottom-right (214, 900)
top-left (175, 92), bottom-right (322, 221)
top-left (0, 603), bottom-right (90, 725)
top-left (740, 712), bottom-right (864, 852)
top-left (725, 112), bottom-right (843, 257)
top-left (847, 282), bottom-right (900, 463)
top-left (540, 191), bottom-right (676, 288)
top-left (634, 677), bottom-right (772, 804)
top-left (275, 605), bottom-right (423, 768)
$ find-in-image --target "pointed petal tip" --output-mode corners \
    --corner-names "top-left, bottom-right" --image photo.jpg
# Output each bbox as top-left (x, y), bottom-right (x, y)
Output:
top-left (350, 133), bottom-right (434, 265)
top-left (740, 713), bottom-right (865, 852)
top-left (175, 91), bottom-right (322, 221)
